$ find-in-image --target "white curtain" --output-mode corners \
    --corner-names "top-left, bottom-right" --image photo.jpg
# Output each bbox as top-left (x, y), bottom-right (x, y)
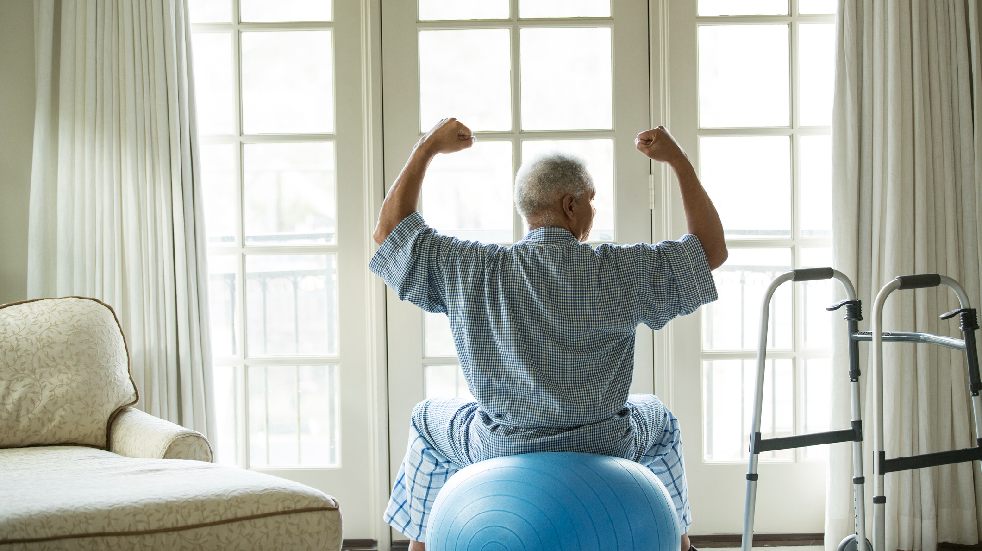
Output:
top-left (827, 1), bottom-right (982, 549)
top-left (28, 0), bottom-right (214, 439)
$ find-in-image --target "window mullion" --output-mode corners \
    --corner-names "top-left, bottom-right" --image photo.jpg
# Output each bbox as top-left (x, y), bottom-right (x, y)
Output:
top-left (510, 9), bottom-right (522, 241)
top-left (229, 0), bottom-right (252, 469)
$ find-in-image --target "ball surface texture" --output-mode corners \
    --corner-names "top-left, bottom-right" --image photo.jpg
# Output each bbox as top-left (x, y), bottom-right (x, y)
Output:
top-left (425, 452), bottom-right (681, 551)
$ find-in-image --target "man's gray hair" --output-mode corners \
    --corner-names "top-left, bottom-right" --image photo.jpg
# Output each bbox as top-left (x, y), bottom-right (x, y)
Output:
top-left (514, 152), bottom-right (594, 221)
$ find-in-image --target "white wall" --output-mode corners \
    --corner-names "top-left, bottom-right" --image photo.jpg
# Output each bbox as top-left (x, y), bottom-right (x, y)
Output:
top-left (0, 0), bottom-right (35, 305)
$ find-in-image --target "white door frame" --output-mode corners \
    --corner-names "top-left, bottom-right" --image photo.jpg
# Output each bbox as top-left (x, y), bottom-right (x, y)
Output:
top-left (662, 0), bottom-right (828, 534)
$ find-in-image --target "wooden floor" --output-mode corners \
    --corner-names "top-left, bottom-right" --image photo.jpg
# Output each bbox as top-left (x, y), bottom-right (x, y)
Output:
top-left (692, 534), bottom-right (823, 548)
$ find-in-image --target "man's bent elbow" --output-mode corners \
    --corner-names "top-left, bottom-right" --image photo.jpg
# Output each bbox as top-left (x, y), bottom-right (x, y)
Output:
top-left (373, 225), bottom-right (389, 246)
top-left (708, 244), bottom-right (728, 270)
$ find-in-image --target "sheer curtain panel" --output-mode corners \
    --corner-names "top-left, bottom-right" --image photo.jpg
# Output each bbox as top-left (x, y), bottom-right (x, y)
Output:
top-left (827, 1), bottom-right (982, 549)
top-left (28, 0), bottom-right (214, 439)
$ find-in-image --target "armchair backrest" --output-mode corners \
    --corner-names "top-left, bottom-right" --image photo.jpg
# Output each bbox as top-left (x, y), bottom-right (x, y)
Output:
top-left (0, 297), bottom-right (138, 449)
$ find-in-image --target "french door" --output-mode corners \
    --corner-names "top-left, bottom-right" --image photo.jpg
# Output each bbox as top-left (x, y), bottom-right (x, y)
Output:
top-left (189, 0), bottom-right (381, 538)
top-left (380, 0), bottom-right (652, 540)
top-left (666, 0), bottom-right (837, 534)
top-left (382, 0), bottom-right (654, 537)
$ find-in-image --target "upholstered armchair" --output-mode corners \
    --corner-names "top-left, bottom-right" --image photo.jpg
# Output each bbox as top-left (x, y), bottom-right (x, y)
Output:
top-left (0, 297), bottom-right (342, 550)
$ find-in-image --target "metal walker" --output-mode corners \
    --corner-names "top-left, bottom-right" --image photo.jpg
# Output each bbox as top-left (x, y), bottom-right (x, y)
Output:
top-left (869, 275), bottom-right (982, 551)
top-left (741, 268), bottom-right (869, 551)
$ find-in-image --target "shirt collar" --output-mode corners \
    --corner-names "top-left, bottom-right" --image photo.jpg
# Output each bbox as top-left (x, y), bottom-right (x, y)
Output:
top-left (519, 226), bottom-right (578, 245)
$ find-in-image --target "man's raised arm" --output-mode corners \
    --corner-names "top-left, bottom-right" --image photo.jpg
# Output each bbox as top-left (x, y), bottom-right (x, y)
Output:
top-left (373, 118), bottom-right (474, 245)
top-left (635, 126), bottom-right (728, 270)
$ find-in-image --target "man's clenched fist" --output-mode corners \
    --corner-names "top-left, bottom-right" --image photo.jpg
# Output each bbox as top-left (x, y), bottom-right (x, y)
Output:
top-left (419, 118), bottom-right (475, 156)
top-left (635, 126), bottom-right (686, 164)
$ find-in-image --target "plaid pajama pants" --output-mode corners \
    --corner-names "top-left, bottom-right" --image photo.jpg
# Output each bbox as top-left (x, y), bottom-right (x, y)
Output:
top-left (384, 401), bottom-right (692, 542)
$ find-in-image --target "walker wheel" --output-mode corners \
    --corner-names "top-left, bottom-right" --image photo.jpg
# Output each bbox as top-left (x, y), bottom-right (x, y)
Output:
top-left (837, 534), bottom-right (872, 551)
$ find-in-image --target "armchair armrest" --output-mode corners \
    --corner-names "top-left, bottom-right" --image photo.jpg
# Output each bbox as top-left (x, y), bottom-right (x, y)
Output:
top-left (109, 406), bottom-right (214, 462)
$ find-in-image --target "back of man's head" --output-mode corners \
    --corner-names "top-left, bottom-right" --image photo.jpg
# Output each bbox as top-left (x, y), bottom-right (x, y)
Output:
top-left (514, 152), bottom-right (594, 224)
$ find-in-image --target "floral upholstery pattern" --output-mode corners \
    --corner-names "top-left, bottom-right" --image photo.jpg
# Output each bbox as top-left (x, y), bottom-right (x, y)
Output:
top-left (0, 447), bottom-right (342, 550)
top-left (0, 298), bottom-right (137, 449)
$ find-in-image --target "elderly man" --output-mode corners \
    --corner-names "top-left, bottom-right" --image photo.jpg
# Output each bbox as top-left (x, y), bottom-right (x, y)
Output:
top-left (371, 118), bottom-right (726, 551)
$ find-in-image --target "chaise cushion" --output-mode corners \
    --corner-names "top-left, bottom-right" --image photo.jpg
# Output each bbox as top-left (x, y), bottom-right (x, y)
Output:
top-left (0, 446), bottom-right (342, 549)
top-left (0, 297), bottom-right (137, 449)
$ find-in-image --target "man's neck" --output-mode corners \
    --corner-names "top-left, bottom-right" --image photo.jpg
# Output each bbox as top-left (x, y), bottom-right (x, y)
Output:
top-left (526, 216), bottom-right (573, 234)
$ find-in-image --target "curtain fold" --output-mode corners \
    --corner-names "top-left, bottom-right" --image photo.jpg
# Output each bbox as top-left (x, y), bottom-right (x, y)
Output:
top-left (28, 0), bottom-right (214, 440)
top-left (827, 1), bottom-right (982, 549)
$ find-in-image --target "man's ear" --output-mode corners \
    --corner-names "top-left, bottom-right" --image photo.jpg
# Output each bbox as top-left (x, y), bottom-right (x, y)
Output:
top-left (561, 194), bottom-right (576, 219)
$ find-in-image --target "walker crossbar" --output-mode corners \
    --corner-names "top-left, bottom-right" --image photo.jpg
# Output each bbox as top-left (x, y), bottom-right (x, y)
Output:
top-left (752, 426), bottom-right (860, 453)
top-left (742, 268), bottom-right (867, 551)
top-left (878, 447), bottom-right (982, 474)
top-left (853, 331), bottom-right (967, 350)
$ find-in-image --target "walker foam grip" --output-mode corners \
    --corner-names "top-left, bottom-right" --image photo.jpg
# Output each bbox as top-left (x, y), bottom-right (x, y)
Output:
top-left (791, 267), bottom-right (834, 281)
top-left (896, 274), bottom-right (941, 289)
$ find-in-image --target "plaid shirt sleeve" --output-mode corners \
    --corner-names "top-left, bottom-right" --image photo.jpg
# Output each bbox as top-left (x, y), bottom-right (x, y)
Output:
top-left (630, 233), bottom-right (719, 330)
top-left (368, 212), bottom-right (459, 314)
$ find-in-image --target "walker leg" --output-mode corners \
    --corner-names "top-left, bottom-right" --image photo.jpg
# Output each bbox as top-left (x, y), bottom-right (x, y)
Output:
top-left (741, 457), bottom-right (759, 551)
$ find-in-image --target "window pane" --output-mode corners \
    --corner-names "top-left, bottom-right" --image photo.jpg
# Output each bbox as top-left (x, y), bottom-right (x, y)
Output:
top-left (521, 27), bottom-right (612, 130)
top-left (188, 0), bottom-right (232, 23)
top-left (799, 0), bottom-right (836, 15)
top-left (799, 135), bottom-right (832, 237)
top-left (241, 31), bottom-right (334, 134)
top-left (803, 358), bottom-right (832, 460)
top-left (521, 139), bottom-right (615, 242)
top-left (419, 0), bottom-right (509, 20)
top-left (519, 0), bottom-right (610, 18)
top-left (246, 254), bottom-right (338, 356)
top-left (298, 365), bottom-right (339, 465)
top-left (241, 0), bottom-right (332, 22)
top-left (703, 359), bottom-right (744, 461)
top-left (419, 29), bottom-right (511, 132)
top-left (421, 140), bottom-right (513, 242)
top-left (425, 364), bottom-right (475, 401)
top-left (208, 254), bottom-right (238, 357)
top-left (191, 32), bottom-right (235, 135)
top-left (799, 23), bottom-right (836, 126)
top-left (698, 0), bottom-right (788, 16)
top-left (248, 365), bottom-right (339, 468)
top-left (248, 364), bottom-right (268, 465)
top-left (265, 365), bottom-right (299, 466)
top-left (425, 312), bottom-right (457, 358)
top-left (243, 142), bottom-right (336, 245)
top-left (703, 359), bottom-right (793, 462)
top-left (200, 143), bottom-right (237, 244)
top-left (698, 25), bottom-right (789, 128)
top-left (700, 136), bottom-right (791, 238)
top-left (212, 364), bottom-right (237, 464)
top-left (703, 248), bottom-right (793, 351)
top-left (767, 358), bottom-right (795, 450)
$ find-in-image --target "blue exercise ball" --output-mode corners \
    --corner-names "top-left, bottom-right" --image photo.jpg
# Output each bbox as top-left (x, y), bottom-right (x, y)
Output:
top-left (426, 452), bottom-right (681, 551)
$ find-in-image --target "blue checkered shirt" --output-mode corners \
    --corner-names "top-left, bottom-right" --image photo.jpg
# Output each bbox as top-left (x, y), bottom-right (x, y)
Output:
top-left (371, 212), bottom-right (717, 462)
